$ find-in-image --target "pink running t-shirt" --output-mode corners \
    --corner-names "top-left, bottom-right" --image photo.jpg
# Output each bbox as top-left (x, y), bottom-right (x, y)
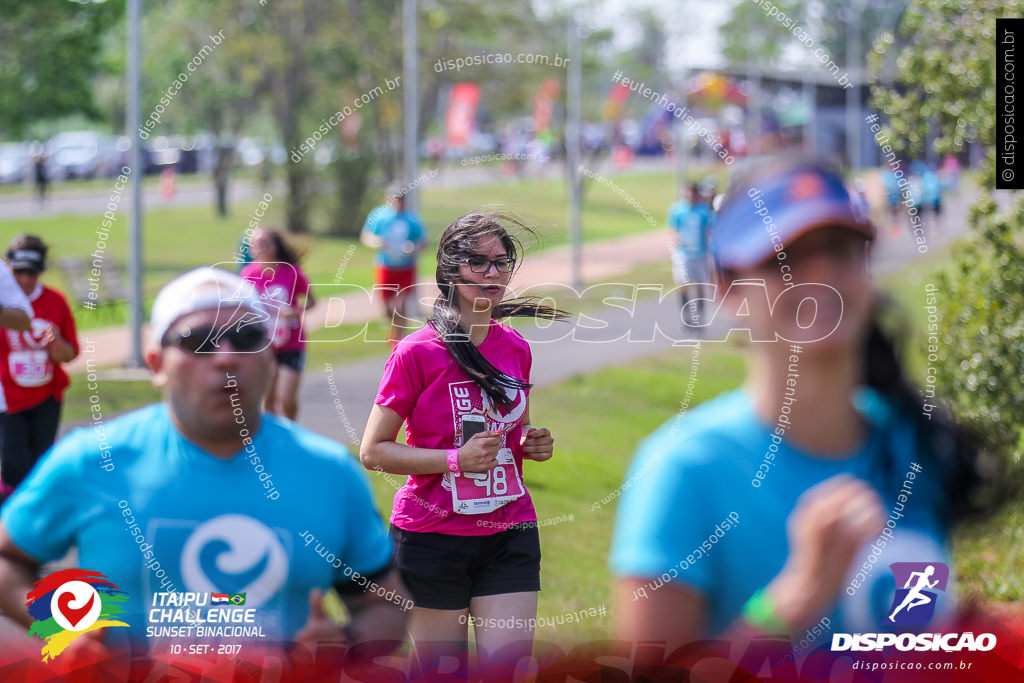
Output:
top-left (374, 321), bottom-right (537, 535)
top-left (240, 262), bottom-right (310, 352)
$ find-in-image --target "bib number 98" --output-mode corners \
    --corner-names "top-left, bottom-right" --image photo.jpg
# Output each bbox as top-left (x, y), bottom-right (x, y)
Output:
top-left (486, 467), bottom-right (508, 496)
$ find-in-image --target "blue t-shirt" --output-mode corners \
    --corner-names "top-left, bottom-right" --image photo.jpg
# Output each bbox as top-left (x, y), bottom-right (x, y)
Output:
top-left (922, 171), bottom-right (942, 205)
top-left (610, 389), bottom-right (951, 636)
top-left (363, 206), bottom-right (426, 268)
top-left (667, 200), bottom-right (712, 258)
top-left (2, 403), bottom-right (392, 648)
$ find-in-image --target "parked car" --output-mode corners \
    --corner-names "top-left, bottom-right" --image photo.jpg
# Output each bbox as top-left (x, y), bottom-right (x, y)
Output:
top-left (46, 131), bottom-right (120, 180)
top-left (0, 143), bottom-right (32, 184)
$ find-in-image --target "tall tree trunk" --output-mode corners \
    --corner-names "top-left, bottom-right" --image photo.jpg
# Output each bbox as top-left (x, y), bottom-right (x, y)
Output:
top-left (213, 143), bottom-right (233, 217)
top-left (285, 160), bottom-right (310, 234)
top-left (269, 0), bottom-right (314, 234)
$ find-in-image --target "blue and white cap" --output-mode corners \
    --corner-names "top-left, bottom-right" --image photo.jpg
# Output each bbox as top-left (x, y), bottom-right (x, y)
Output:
top-left (712, 159), bottom-right (876, 270)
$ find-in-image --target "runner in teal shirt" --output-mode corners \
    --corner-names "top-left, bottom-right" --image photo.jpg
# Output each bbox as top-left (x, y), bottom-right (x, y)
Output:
top-left (611, 159), bottom-right (997, 656)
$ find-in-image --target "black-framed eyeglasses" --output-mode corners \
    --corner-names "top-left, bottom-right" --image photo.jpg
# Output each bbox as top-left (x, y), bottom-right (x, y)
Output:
top-left (162, 324), bottom-right (268, 353)
top-left (459, 255), bottom-right (516, 273)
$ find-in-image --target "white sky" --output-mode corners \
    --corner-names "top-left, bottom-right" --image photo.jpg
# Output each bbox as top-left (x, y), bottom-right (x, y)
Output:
top-left (588, 0), bottom-right (732, 72)
top-left (539, 0), bottom-right (846, 76)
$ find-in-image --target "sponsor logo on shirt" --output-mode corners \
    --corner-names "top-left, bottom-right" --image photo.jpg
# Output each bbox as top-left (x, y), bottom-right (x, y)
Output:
top-left (179, 514), bottom-right (288, 609)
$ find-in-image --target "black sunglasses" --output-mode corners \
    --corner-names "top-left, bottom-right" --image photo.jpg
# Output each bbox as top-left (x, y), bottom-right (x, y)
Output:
top-left (459, 255), bottom-right (516, 273)
top-left (162, 324), bottom-right (268, 353)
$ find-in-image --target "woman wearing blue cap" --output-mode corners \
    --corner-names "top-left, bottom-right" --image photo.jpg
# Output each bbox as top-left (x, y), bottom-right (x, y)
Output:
top-left (609, 158), bottom-right (1000, 654)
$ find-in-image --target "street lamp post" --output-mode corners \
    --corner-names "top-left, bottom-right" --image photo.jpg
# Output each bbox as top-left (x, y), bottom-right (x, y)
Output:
top-left (127, 0), bottom-right (144, 367)
top-left (403, 0), bottom-right (418, 211)
top-left (567, 14), bottom-right (582, 290)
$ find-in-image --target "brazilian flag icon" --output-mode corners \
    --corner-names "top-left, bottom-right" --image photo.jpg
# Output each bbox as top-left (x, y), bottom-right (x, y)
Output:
top-left (229, 593), bottom-right (246, 605)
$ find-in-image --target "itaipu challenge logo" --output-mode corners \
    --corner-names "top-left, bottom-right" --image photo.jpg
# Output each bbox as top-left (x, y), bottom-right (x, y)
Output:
top-left (26, 569), bottom-right (129, 661)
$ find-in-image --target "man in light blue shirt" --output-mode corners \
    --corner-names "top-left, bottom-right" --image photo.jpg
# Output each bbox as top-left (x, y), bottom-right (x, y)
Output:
top-left (667, 183), bottom-right (714, 332)
top-left (0, 267), bottom-right (408, 658)
top-left (361, 189), bottom-right (427, 343)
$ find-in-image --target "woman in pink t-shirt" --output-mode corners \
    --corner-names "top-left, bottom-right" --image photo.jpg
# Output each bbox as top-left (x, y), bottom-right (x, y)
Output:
top-left (241, 228), bottom-right (314, 420)
top-left (361, 212), bottom-right (567, 676)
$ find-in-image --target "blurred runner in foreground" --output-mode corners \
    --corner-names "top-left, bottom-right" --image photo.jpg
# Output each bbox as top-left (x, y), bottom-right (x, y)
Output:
top-left (0, 267), bottom-right (407, 661)
top-left (360, 187), bottom-right (427, 344)
top-left (611, 158), bottom-right (1000, 653)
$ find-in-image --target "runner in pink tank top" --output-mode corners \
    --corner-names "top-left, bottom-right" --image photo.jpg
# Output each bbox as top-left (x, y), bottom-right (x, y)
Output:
top-left (361, 211), bottom-right (567, 679)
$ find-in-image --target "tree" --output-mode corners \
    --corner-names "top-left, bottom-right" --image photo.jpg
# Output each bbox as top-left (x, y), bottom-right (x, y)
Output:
top-left (0, 0), bottom-right (123, 137)
top-left (719, 0), bottom-right (804, 68)
top-left (870, 0), bottom-right (1024, 467)
top-left (812, 0), bottom-right (908, 71)
top-left (143, 0), bottom-right (265, 217)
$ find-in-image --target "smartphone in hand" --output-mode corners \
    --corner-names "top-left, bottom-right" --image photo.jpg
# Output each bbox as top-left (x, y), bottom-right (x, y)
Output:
top-left (461, 414), bottom-right (489, 479)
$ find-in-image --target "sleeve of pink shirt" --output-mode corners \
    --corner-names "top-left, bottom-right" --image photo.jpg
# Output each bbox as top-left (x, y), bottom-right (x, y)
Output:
top-left (239, 262), bottom-right (259, 282)
top-left (294, 267), bottom-right (310, 306)
top-left (374, 345), bottom-right (422, 419)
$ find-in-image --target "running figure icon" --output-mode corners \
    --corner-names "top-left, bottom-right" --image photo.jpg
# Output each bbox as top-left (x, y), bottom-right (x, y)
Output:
top-left (887, 564), bottom-right (939, 623)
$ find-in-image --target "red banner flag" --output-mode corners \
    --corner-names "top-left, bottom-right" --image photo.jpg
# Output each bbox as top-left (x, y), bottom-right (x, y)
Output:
top-left (445, 83), bottom-right (481, 147)
top-left (533, 78), bottom-right (561, 133)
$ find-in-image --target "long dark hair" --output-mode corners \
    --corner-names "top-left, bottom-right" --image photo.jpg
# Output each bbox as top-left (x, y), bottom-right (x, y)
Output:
top-left (863, 300), bottom-right (1006, 527)
top-left (259, 228), bottom-right (302, 265)
top-left (429, 211), bottom-right (568, 407)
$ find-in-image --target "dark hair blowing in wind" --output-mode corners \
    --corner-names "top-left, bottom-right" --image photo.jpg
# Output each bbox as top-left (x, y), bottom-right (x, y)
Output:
top-left (430, 211), bottom-right (568, 408)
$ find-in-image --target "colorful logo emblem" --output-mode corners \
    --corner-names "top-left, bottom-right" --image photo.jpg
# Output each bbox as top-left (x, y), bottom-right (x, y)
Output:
top-left (26, 569), bottom-right (129, 661)
top-left (886, 562), bottom-right (950, 626)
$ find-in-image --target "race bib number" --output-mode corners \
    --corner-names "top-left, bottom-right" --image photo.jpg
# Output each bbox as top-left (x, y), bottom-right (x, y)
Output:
top-left (9, 350), bottom-right (52, 387)
top-left (449, 448), bottom-right (525, 515)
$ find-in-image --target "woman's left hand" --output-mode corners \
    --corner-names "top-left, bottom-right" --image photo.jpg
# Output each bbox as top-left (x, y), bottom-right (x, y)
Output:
top-left (522, 427), bottom-right (554, 462)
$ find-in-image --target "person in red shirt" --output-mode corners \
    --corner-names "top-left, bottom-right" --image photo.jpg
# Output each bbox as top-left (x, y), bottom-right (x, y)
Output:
top-left (241, 228), bottom-right (315, 420)
top-left (0, 235), bottom-right (78, 493)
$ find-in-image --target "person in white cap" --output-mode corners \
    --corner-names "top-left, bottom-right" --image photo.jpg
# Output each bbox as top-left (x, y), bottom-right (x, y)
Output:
top-left (0, 267), bottom-right (408, 660)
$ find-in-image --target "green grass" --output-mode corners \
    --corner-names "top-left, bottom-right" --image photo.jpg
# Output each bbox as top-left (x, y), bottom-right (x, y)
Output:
top-left (954, 499), bottom-right (1024, 603)
top-left (879, 242), bottom-right (1024, 602)
top-left (15, 169), bottom-right (683, 330)
top-left (61, 376), bottom-right (163, 425)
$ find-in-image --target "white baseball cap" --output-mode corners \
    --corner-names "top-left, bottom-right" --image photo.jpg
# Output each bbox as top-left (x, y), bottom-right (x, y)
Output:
top-left (150, 267), bottom-right (270, 346)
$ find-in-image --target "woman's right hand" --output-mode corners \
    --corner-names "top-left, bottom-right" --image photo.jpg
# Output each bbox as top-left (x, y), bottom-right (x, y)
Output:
top-left (458, 431), bottom-right (502, 472)
top-left (767, 475), bottom-right (886, 631)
